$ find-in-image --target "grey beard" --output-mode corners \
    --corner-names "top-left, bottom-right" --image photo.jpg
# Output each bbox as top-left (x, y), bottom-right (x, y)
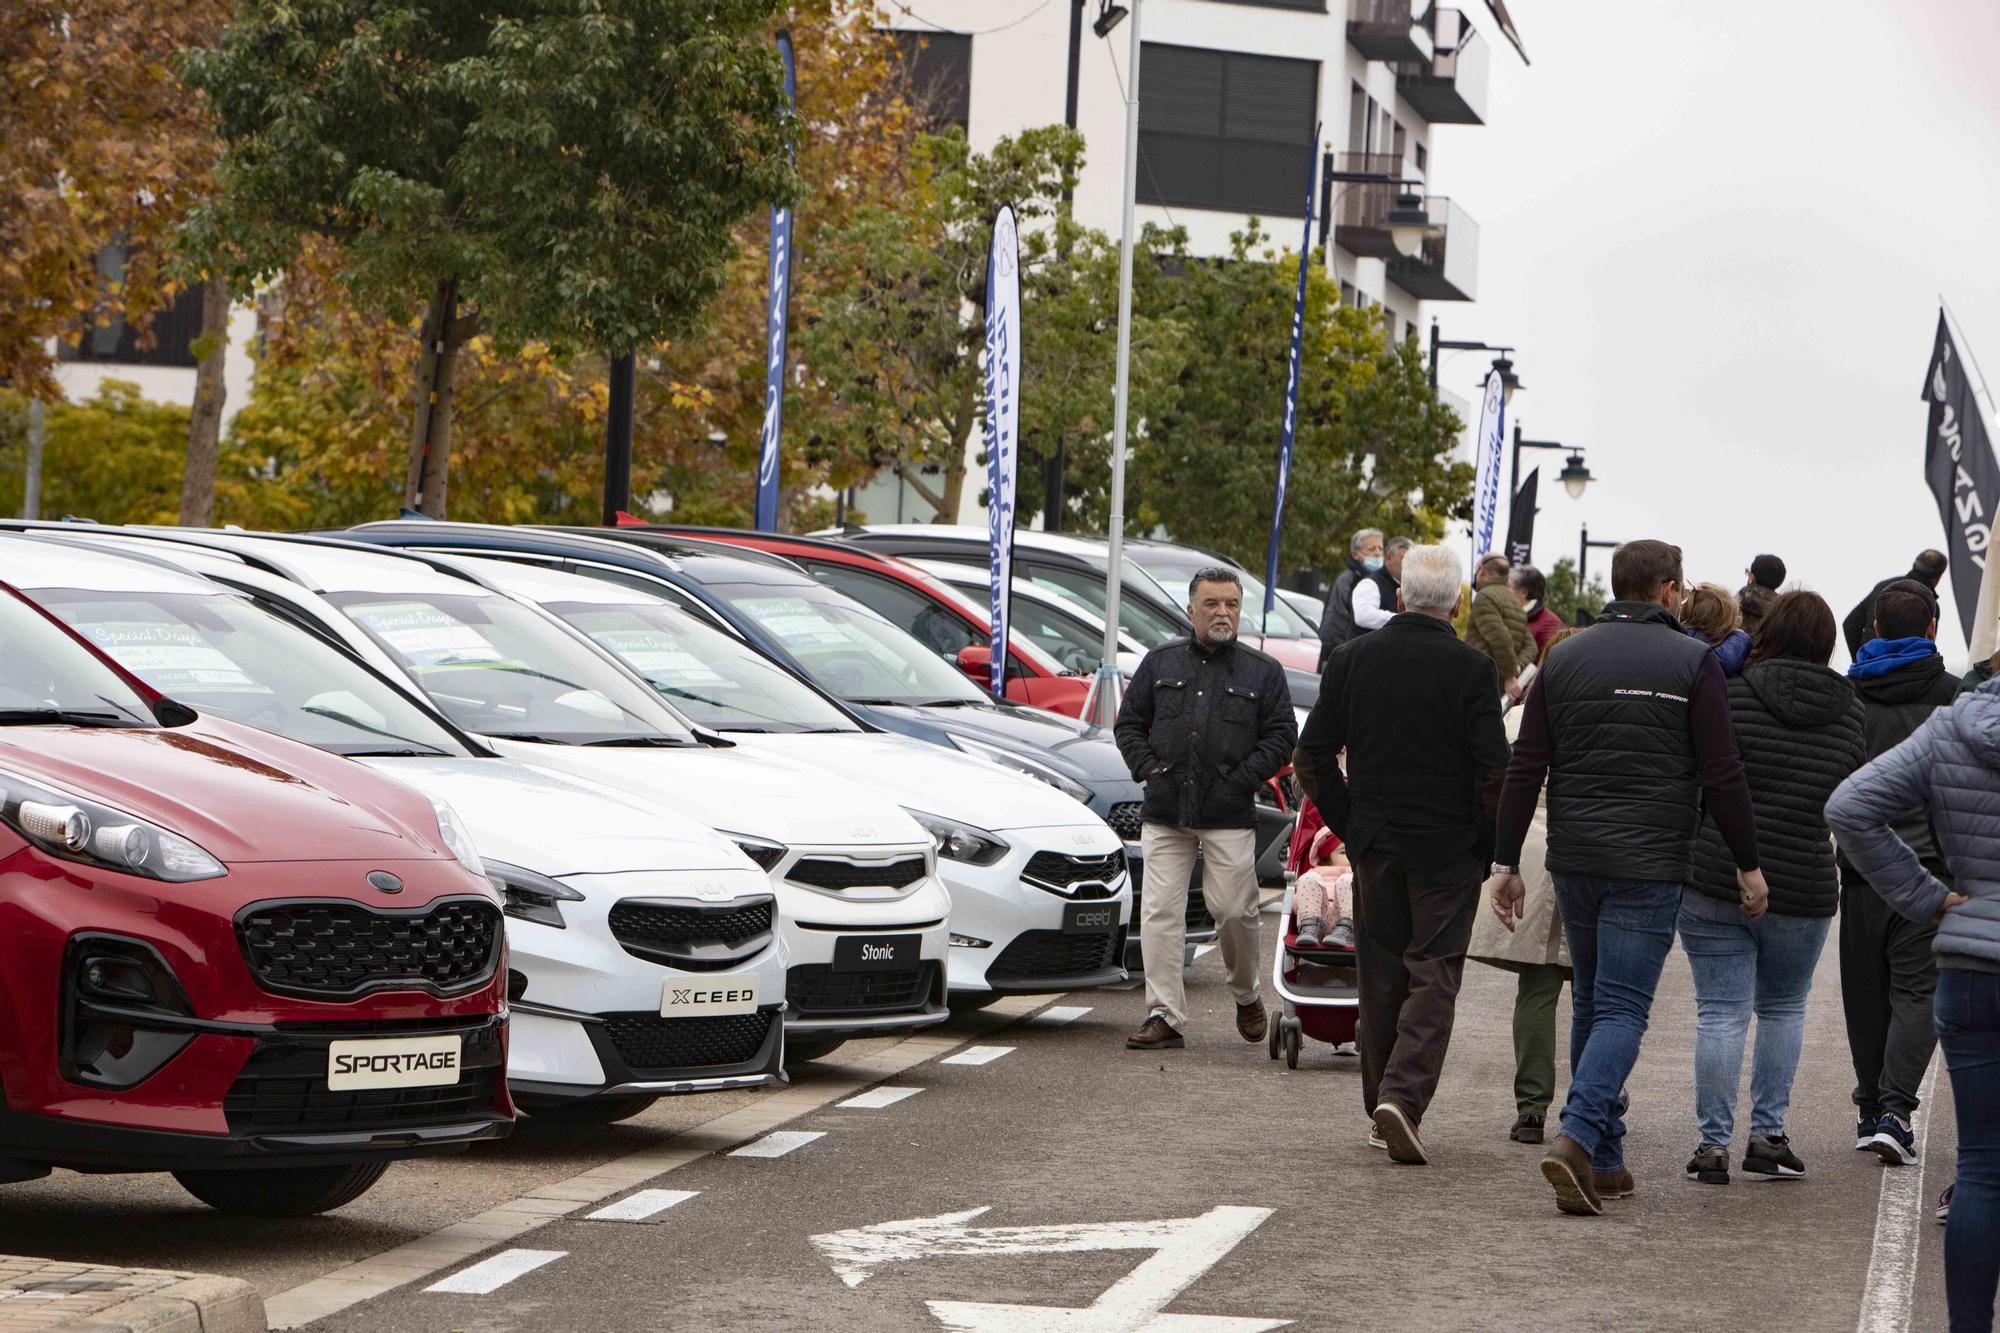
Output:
top-left (1204, 622), bottom-right (1238, 645)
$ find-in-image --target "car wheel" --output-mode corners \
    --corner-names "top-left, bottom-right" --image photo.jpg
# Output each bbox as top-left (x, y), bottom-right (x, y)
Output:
top-left (526, 1094), bottom-right (658, 1125)
top-left (783, 1035), bottom-right (848, 1064)
top-left (173, 1162), bottom-right (390, 1217)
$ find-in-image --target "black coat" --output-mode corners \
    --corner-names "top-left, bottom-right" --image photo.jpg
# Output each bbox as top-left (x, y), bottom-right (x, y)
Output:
top-left (1115, 637), bottom-right (1296, 830)
top-left (1843, 569), bottom-right (1932, 659)
top-left (1691, 659), bottom-right (1865, 916)
top-left (1845, 649), bottom-right (1959, 871)
top-left (1298, 612), bottom-right (1510, 875)
top-left (1317, 558), bottom-right (1367, 667)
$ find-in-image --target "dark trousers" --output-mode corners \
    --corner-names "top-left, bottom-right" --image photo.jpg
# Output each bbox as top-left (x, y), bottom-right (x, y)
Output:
top-left (1935, 968), bottom-right (2000, 1333)
top-left (1840, 866), bottom-right (1940, 1121)
top-left (1513, 964), bottom-right (1568, 1117)
top-left (1352, 850), bottom-right (1479, 1122)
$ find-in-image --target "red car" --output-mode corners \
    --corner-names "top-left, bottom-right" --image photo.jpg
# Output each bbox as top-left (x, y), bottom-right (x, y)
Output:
top-left (632, 526), bottom-right (1094, 717)
top-left (0, 587), bottom-right (510, 1215)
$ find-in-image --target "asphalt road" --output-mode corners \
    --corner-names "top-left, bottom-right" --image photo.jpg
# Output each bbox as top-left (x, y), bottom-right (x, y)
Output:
top-left (0, 925), bottom-right (1974, 1332)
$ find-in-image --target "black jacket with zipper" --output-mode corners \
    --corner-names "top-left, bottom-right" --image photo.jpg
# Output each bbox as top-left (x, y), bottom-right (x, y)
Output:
top-left (1115, 636), bottom-right (1296, 830)
top-left (1843, 649), bottom-right (1959, 876)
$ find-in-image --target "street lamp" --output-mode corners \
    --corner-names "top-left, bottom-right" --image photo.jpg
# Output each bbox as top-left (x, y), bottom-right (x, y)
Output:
top-left (1510, 426), bottom-right (1590, 506)
top-left (1384, 192), bottom-right (1431, 259)
top-left (1558, 450), bottom-right (1594, 500)
top-left (1577, 522), bottom-right (1621, 590)
top-left (1428, 319), bottom-right (1521, 401)
top-left (1092, 1), bottom-right (1128, 37)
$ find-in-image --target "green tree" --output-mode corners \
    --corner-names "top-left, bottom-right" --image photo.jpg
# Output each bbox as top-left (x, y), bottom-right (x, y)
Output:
top-left (1544, 555), bottom-right (1609, 626)
top-left (179, 0), bottom-right (798, 517)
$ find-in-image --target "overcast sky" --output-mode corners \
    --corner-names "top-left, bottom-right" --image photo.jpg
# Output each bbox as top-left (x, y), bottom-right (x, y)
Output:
top-left (1434, 0), bottom-right (2000, 661)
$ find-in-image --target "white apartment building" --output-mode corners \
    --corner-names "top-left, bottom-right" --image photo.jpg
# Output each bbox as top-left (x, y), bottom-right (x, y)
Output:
top-left (861, 0), bottom-right (1511, 525)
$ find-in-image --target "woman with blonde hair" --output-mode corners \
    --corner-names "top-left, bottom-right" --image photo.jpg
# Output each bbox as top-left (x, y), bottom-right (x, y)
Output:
top-left (1682, 582), bottom-right (1751, 677)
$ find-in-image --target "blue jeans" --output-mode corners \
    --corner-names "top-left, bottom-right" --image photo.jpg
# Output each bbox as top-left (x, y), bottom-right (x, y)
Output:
top-left (1677, 892), bottom-right (1831, 1146)
top-left (1936, 967), bottom-right (2000, 1333)
top-left (1554, 875), bottom-right (1683, 1171)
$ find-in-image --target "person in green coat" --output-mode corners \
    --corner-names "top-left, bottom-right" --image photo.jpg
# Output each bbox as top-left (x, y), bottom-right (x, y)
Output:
top-left (1465, 554), bottom-right (1537, 701)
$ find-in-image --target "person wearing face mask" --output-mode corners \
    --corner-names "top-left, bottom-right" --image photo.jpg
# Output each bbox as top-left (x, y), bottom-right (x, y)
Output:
top-left (1116, 569), bottom-right (1297, 1052)
top-left (1351, 536), bottom-right (1412, 637)
top-left (1318, 529), bottom-right (1386, 668)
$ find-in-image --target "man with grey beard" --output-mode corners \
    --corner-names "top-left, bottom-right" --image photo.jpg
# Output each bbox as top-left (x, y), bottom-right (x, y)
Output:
top-left (1116, 568), bottom-right (1296, 1051)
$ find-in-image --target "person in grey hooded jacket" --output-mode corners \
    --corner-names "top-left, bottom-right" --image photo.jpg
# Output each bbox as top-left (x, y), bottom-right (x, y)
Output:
top-left (1825, 682), bottom-right (1999, 1333)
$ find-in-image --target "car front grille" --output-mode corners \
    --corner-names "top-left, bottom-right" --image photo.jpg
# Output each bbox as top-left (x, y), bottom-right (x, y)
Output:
top-left (788, 857), bottom-right (927, 893)
top-left (607, 898), bottom-right (774, 971)
top-left (987, 929), bottom-right (1121, 982)
top-left (223, 1021), bottom-right (505, 1135)
top-left (602, 1010), bottom-right (776, 1073)
top-left (236, 898), bottom-right (502, 999)
top-left (786, 961), bottom-right (937, 1015)
top-left (1023, 850), bottom-right (1125, 894)
top-left (1106, 803), bottom-right (1144, 840)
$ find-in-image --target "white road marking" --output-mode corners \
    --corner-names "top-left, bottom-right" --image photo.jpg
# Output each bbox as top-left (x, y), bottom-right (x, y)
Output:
top-left (1857, 1062), bottom-right (1940, 1333)
top-left (1030, 1006), bottom-right (1092, 1025)
top-left (942, 1045), bottom-right (1013, 1066)
top-left (812, 1203), bottom-right (1286, 1330)
top-left (423, 1249), bottom-right (565, 1295)
top-left (1195, 944), bottom-right (1218, 959)
top-left (839, 1085), bottom-right (924, 1110)
top-left (585, 1189), bottom-right (700, 1222)
top-left (729, 1130), bottom-right (826, 1158)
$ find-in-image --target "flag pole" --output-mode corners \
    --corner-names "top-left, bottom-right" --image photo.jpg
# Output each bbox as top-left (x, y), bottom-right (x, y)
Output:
top-left (1944, 300), bottom-right (2000, 663)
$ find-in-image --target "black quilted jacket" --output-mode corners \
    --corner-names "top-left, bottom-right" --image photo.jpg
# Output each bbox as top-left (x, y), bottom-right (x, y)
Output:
top-left (1691, 658), bottom-right (1866, 916)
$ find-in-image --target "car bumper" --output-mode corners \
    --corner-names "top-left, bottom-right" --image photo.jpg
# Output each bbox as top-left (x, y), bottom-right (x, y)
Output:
top-left (941, 842), bottom-right (1132, 996)
top-left (776, 874), bottom-right (952, 1037)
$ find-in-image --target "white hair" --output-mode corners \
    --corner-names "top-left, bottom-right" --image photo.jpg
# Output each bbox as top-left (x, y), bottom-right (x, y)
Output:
top-left (1349, 528), bottom-right (1385, 554)
top-left (1398, 545), bottom-right (1462, 614)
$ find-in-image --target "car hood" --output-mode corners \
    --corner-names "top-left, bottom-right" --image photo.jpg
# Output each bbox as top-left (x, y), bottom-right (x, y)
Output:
top-left (868, 701), bottom-right (1134, 785)
top-left (482, 740), bottom-right (930, 850)
top-left (0, 718), bottom-right (452, 864)
top-left (742, 732), bottom-right (1111, 836)
top-left (357, 754), bottom-right (755, 878)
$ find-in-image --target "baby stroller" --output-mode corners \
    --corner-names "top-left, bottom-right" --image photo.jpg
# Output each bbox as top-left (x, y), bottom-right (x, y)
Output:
top-left (1268, 798), bottom-right (1360, 1069)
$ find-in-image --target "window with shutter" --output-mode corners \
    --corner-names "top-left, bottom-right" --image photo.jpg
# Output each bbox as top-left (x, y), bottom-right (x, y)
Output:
top-left (1138, 44), bottom-right (1317, 216)
top-left (892, 31), bottom-right (972, 134)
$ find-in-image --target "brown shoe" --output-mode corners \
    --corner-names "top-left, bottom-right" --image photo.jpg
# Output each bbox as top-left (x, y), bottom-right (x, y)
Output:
top-left (1235, 1000), bottom-right (1268, 1042)
top-left (1126, 1016), bottom-right (1185, 1050)
top-left (1592, 1167), bottom-right (1635, 1200)
top-left (1373, 1102), bottom-right (1427, 1165)
top-left (1540, 1132), bottom-right (1604, 1216)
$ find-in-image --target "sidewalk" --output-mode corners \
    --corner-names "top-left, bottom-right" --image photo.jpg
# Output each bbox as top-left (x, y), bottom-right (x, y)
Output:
top-left (0, 1256), bottom-right (263, 1333)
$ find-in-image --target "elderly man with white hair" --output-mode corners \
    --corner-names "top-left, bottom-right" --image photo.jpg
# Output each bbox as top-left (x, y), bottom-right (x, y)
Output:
top-left (1297, 544), bottom-right (1512, 1165)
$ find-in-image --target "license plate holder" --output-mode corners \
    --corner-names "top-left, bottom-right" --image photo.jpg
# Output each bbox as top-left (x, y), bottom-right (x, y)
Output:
top-left (660, 975), bottom-right (762, 1017)
top-left (833, 934), bottom-right (918, 972)
top-left (326, 1035), bottom-right (463, 1091)
top-left (1062, 901), bottom-right (1120, 935)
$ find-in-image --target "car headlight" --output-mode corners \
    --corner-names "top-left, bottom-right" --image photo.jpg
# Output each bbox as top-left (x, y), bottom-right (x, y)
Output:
top-left (905, 809), bottom-right (1009, 866)
top-left (946, 735), bottom-right (1093, 805)
top-left (429, 797), bottom-right (486, 878)
top-left (0, 766), bottom-right (224, 882)
top-left (488, 860), bottom-right (585, 928)
top-left (719, 832), bottom-right (788, 872)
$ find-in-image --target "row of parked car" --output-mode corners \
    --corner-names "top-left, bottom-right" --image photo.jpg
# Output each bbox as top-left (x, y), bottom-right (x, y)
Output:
top-left (0, 518), bottom-right (1312, 1216)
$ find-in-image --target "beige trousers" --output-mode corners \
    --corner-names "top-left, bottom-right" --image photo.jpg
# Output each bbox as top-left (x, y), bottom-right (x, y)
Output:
top-left (1139, 823), bottom-right (1262, 1032)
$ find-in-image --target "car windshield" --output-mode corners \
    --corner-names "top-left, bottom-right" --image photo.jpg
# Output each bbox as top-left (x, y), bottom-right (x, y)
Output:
top-left (929, 579), bottom-right (1103, 675)
top-left (540, 598), bottom-right (859, 734)
top-left (724, 588), bottom-right (988, 705)
top-left (1126, 552), bottom-right (1315, 638)
top-left (29, 588), bottom-right (470, 755)
top-left (327, 591), bottom-right (697, 745)
top-left (1022, 564), bottom-right (1186, 648)
top-left (0, 592), bottom-right (155, 726)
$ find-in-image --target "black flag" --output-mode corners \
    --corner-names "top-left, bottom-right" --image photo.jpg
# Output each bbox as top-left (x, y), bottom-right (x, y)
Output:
top-left (1922, 312), bottom-right (2000, 643)
top-left (1505, 467), bottom-right (1538, 567)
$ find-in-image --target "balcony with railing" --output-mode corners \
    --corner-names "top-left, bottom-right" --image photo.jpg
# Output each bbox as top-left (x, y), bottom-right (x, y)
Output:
top-left (1395, 8), bottom-right (1489, 125)
top-left (1327, 154), bottom-right (1416, 258)
top-left (1347, 0), bottom-right (1434, 64)
top-left (1386, 195), bottom-right (1478, 301)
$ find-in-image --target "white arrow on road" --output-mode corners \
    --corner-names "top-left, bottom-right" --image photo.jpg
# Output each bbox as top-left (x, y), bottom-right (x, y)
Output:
top-left (810, 1203), bottom-right (1288, 1332)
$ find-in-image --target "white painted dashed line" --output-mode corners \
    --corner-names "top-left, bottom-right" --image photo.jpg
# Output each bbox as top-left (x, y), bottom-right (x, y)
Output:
top-left (838, 1085), bottom-right (924, 1110)
top-left (585, 1189), bottom-right (700, 1223)
top-left (1194, 943), bottom-right (1218, 959)
top-left (1858, 1063), bottom-right (1940, 1333)
top-left (941, 1045), bottom-right (1013, 1066)
top-left (1030, 1005), bottom-right (1092, 1025)
top-left (424, 1249), bottom-right (565, 1295)
top-left (729, 1130), bottom-right (826, 1159)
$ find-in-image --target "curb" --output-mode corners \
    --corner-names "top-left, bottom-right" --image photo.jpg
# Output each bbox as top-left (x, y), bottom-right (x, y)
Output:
top-left (0, 1262), bottom-right (264, 1333)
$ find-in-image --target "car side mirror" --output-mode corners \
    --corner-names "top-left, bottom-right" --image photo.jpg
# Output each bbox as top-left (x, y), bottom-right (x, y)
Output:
top-left (151, 697), bottom-right (198, 727)
top-left (955, 645), bottom-right (992, 685)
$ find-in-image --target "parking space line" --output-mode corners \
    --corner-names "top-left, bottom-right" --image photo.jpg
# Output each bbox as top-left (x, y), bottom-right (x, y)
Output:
top-left (1029, 1006), bottom-right (1092, 1025)
top-left (729, 1130), bottom-right (825, 1158)
top-left (1194, 944), bottom-right (1217, 959)
top-left (585, 1189), bottom-right (700, 1223)
top-left (941, 1045), bottom-right (1013, 1066)
top-left (423, 1249), bottom-right (565, 1295)
top-left (1858, 1063), bottom-right (1939, 1333)
top-left (837, 1085), bottom-right (923, 1110)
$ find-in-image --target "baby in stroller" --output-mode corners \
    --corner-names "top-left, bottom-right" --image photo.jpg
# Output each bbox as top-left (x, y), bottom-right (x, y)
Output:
top-left (1292, 825), bottom-right (1354, 951)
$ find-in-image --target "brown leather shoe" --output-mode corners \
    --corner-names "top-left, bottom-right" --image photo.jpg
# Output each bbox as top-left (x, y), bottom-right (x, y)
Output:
top-left (1126, 1016), bottom-right (1185, 1050)
top-left (1373, 1102), bottom-right (1428, 1165)
top-left (1540, 1132), bottom-right (1604, 1216)
top-left (1235, 1000), bottom-right (1268, 1042)
top-left (1592, 1166), bottom-right (1635, 1200)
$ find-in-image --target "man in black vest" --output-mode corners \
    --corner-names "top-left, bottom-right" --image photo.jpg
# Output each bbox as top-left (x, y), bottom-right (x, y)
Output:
top-left (1317, 528), bottom-right (1384, 668)
top-left (1298, 544), bottom-right (1510, 1164)
top-left (1839, 579), bottom-right (1955, 1166)
top-left (1489, 539), bottom-right (1769, 1216)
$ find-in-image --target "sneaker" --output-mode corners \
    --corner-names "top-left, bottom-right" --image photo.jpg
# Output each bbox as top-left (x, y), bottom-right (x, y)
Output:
top-left (1937, 1182), bottom-right (1954, 1225)
top-left (1685, 1145), bottom-right (1730, 1185)
top-left (1743, 1133), bottom-right (1806, 1180)
top-left (1373, 1102), bottom-right (1427, 1165)
top-left (1856, 1117), bottom-right (1878, 1151)
top-left (1327, 918), bottom-right (1355, 950)
top-left (1368, 1122), bottom-right (1387, 1150)
top-left (1294, 917), bottom-right (1323, 948)
top-left (1868, 1115), bottom-right (1918, 1166)
top-left (1334, 1041), bottom-right (1358, 1058)
top-left (1125, 1015), bottom-right (1185, 1050)
top-left (1235, 1000), bottom-right (1268, 1043)
top-left (1510, 1113), bottom-right (1546, 1145)
top-left (1540, 1133), bottom-right (1604, 1216)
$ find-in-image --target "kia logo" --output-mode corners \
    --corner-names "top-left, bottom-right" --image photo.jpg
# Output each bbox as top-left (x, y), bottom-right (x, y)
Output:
top-left (367, 871), bottom-right (404, 895)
